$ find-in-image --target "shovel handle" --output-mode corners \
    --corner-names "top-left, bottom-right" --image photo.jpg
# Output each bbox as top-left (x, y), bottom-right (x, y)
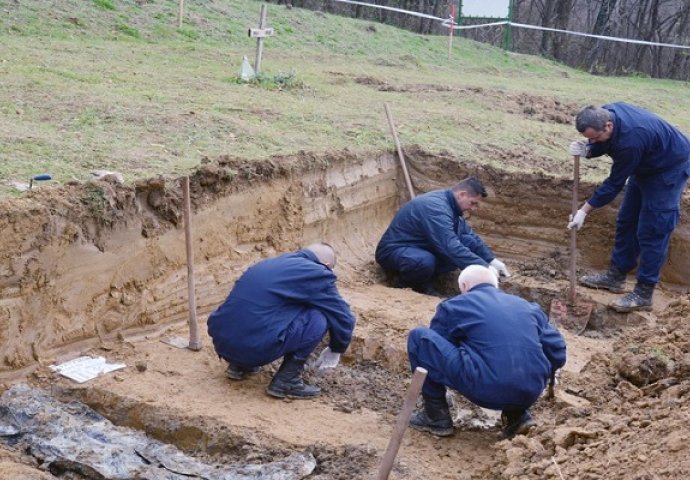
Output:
top-left (377, 367), bottom-right (427, 480)
top-left (547, 370), bottom-right (556, 399)
top-left (569, 155), bottom-right (580, 304)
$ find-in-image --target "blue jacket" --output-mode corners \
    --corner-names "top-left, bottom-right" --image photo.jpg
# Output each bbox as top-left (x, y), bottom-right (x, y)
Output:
top-left (587, 102), bottom-right (690, 208)
top-left (375, 189), bottom-right (494, 269)
top-left (431, 284), bottom-right (566, 407)
top-left (207, 250), bottom-right (356, 365)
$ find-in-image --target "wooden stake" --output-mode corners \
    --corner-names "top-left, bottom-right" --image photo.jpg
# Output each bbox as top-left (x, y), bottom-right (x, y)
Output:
top-left (384, 103), bottom-right (415, 200)
top-left (177, 0), bottom-right (185, 29)
top-left (182, 176), bottom-right (201, 351)
top-left (376, 367), bottom-right (427, 480)
top-left (569, 155), bottom-right (580, 304)
top-left (254, 4), bottom-right (268, 74)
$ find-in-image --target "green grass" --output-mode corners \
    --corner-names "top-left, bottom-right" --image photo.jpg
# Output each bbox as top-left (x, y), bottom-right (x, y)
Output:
top-left (1, 0), bottom-right (689, 197)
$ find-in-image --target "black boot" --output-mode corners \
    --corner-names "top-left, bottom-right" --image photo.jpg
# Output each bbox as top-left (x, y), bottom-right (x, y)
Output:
top-left (409, 394), bottom-right (453, 437)
top-left (611, 281), bottom-right (654, 313)
top-left (500, 410), bottom-right (536, 439)
top-left (579, 265), bottom-right (626, 293)
top-left (266, 355), bottom-right (320, 399)
top-left (226, 363), bottom-right (261, 381)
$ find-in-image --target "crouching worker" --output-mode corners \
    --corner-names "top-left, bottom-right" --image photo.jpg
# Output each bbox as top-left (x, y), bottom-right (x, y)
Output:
top-left (407, 265), bottom-right (566, 438)
top-left (207, 242), bottom-right (356, 400)
top-left (375, 177), bottom-right (510, 297)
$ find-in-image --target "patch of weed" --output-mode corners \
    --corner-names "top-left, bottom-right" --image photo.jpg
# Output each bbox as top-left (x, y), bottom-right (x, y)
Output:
top-left (177, 27), bottom-right (199, 40)
top-left (92, 0), bottom-right (116, 11)
top-left (228, 70), bottom-right (305, 91)
top-left (82, 184), bottom-right (109, 220)
top-left (117, 22), bottom-right (140, 38)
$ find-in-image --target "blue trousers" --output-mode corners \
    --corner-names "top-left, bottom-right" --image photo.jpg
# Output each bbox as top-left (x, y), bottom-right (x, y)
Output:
top-left (228, 309), bottom-right (327, 369)
top-left (407, 327), bottom-right (537, 411)
top-left (378, 247), bottom-right (455, 286)
top-left (612, 164), bottom-right (689, 284)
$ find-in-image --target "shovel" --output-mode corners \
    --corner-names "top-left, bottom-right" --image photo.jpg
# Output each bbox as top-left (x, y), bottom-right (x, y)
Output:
top-left (549, 155), bottom-right (593, 335)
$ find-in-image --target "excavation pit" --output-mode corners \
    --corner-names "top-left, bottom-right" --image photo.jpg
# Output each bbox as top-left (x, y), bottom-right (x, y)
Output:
top-left (1, 148), bottom-right (689, 478)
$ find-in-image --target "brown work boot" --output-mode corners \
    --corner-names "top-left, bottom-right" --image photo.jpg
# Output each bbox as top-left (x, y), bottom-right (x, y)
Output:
top-left (579, 266), bottom-right (626, 293)
top-left (611, 282), bottom-right (654, 313)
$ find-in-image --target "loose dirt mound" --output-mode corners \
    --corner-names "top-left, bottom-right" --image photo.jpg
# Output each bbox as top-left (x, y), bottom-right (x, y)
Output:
top-left (484, 297), bottom-right (690, 479)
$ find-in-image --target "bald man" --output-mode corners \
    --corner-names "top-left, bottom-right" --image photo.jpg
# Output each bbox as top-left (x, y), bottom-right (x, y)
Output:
top-left (207, 243), bottom-right (356, 399)
top-left (407, 266), bottom-right (566, 438)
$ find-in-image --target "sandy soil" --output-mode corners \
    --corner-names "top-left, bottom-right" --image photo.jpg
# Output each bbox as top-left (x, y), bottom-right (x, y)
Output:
top-left (1, 147), bottom-right (689, 478)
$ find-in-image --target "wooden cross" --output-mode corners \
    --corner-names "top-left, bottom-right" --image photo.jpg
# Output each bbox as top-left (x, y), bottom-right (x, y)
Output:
top-left (248, 4), bottom-right (275, 75)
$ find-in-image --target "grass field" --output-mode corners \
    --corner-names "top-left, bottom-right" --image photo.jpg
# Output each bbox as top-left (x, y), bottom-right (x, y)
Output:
top-left (1, 0), bottom-right (689, 197)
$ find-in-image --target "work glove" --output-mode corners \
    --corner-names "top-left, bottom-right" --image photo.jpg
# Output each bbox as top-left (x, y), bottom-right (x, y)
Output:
top-left (567, 209), bottom-right (587, 230)
top-left (314, 347), bottom-right (341, 370)
top-left (569, 140), bottom-right (589, 157)
top-left (489, 258), bottom-right (511, 277)
top-left (488, 265), bottom-right (500, 281)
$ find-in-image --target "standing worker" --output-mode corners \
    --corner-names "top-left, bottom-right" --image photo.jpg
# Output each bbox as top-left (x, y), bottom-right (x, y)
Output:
top-left (375, 177), bottom-right (510, 296)
top-left (407, 265), bottom-right (566, 438)
top-left (207, 242), bottom-right (356, 399)
top-left (568, 103), bottom-right (690, 312)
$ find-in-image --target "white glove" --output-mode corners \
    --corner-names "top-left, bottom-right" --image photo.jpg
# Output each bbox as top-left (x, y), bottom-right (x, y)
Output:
top-left (567, 209), bottom-right (587, 230)
top-left (488, 265), bottom-right (500, 283)
top-left (569, 140), bottom-right (588, 157)
top-left (314, 347), bottom-right (341, 370)
top-left (489, 258), bottom-right (511, 277)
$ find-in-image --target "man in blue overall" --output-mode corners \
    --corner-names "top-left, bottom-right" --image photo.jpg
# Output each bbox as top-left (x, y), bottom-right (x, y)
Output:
top-left (375, 177), bottom-right (510, 296)
top-left (568, 103), bottom-right (690, 312)
top-left (207, 242), bottom-right (356, 399)
top-left (407, 265), bottom-right (566, 438)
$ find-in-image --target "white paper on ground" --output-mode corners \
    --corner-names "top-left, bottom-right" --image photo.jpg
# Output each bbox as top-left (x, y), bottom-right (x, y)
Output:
top-left (49, 356), bottom-right (127, 383)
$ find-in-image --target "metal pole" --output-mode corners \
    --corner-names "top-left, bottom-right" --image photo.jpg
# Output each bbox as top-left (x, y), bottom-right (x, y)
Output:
top-left (503, 0), bottom-right (514, 51)
top-left (376, 367), bottom-right (428, 480)
top-left (384, 103), bottom-right (416, 200)
top-left (447, 3), bottom-right (456, 60)
top-left (254, 4), bottom-right (268, 74)
top-left (569, 155), bottom-right (580, 305)
top-left (182, 176), bottom-right (201, 351)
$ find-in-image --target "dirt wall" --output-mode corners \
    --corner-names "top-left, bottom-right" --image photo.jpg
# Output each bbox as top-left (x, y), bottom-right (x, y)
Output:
top-left (1, 148), bottom-right (688, 375)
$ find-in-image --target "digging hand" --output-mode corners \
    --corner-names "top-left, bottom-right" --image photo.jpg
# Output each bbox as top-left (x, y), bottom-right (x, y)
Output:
top-left (314, 347), bottom-right (341, 370)
top-left (567, 209), bottom-right (587, 230)
top-left (489, 258), bottom-right (511, 277)
top-left (569, 140), bottom-right (589, 157)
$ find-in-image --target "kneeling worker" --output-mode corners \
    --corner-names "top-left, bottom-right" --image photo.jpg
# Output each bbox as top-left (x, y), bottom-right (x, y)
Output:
top-left (375, 177), bottom-right (510, 296)
top-left (407, 265), bottom-right (566, 438)
top-left (207, 242), bottom-right (356, 399)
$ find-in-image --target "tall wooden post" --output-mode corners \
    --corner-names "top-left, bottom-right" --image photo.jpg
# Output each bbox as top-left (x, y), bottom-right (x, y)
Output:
top-left (255, 4), bottom-right (268, 74)
top-left (182, 177), bottom-right (201, 351)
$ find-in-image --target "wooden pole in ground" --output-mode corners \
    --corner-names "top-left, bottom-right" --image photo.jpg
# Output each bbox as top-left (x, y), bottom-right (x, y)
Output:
top-left (177, 0), bottom-right (185, 28)
top-left (384, 103), bottom-right (415, 200)
top-left (376, 367), bottom-right (428, 480)
top-left (569, 155), bottom-right (580, 304)
top-left (254, 4), bottom-right (268, 74)
top-left (182, 176), bottom-right (201, 351)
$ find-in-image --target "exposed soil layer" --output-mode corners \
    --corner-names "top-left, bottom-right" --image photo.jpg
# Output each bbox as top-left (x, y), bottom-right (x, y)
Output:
top-left (1, 148), bottom-right (689, 478)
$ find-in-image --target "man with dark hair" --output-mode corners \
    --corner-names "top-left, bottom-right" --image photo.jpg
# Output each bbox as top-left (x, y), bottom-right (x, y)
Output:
top-left (407, 265), bottom-right (566, 438)
top-left (568, 103), bottom-right (690, 312)
top-left (375, 177), bottom-right (510, 296)
top-left (207, 242), bottom-right (356, 399)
